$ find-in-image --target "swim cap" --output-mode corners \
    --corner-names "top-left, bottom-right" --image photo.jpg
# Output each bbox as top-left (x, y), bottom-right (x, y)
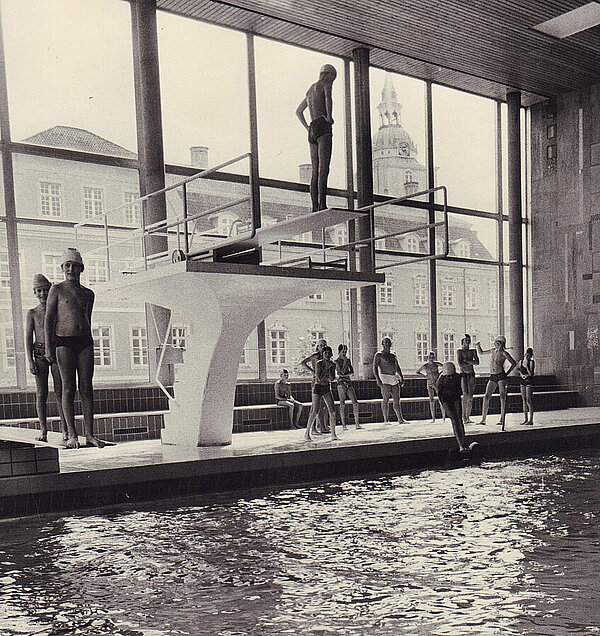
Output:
top-left (495, 335), bottom-right (506, 344)
top-left (32, 273), bottom-right (51, 288)
top-left (61, 247), bottom-right (84, 266)
top-left (320, 64), bottom-right (337, 78)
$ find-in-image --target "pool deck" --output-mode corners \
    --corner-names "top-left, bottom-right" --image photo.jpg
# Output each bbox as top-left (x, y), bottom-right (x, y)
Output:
top-left (2, 407), bottom-right (600, 519)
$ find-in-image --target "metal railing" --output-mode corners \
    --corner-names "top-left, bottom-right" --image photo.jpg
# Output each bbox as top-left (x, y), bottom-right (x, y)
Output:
top-left (269, 186), bottom-right (449, 270)
top-left (74, 153), bottom-right (253, 275)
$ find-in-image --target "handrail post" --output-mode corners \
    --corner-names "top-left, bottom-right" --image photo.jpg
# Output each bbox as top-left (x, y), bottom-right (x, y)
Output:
top-left (103, 215), bottom-right (111, 281)
top-left (182, 182), bottom-right (190, 256)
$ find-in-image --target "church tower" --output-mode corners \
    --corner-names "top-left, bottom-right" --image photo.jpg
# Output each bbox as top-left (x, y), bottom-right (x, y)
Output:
top-left (372, 74), bottom-right (427, 196)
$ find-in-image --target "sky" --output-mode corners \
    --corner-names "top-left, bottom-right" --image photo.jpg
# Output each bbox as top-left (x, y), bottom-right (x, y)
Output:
top-left (0, 0), bottom-right (505, 256)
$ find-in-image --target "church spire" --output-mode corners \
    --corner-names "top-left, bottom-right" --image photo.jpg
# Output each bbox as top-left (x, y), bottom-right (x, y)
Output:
top-left (377, 73), bottom-right (402, 128)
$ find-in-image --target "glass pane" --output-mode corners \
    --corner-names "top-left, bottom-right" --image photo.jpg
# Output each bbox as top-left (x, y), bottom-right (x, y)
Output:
top-left (433, 85), bottom-right (496, 212)
top-left (12, 153), bottom-right (150, 385)
top-left (438, 212), bottom-right (498, 261)
top-left (377, 262), bottom-right (430, 371)
top-left (0, 193), bottom-right (17, 388)
top-left (3, 0), bottom-right (137, 156)
top-left (255, 38), bottom-right (345, 189)
top-left (157, 12), bottom-right (249, 170)
top-left (374, 205), bottom-right (429, 258)
top-left (437, 261), bottom-right (499, 365)
top-left (370, 69), bottom-right (427, 200)
top-left (259, 189), bottom-right (351, 266)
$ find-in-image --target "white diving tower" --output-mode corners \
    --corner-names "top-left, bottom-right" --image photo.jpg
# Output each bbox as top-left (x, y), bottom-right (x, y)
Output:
top-left (98, 207), bottom-right (384, 447)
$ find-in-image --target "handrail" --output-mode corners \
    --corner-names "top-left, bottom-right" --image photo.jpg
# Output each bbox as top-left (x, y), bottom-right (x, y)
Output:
top-left (270, 186), bottom-right (449, 270)
top-left (76, 153), bottom-right (254, 273)
top-left (73, 152), bottom-right (251, 232)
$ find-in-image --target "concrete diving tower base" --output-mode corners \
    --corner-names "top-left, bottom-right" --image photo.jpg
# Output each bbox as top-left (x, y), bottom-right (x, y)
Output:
top-left (99, 260), bottom-right (383, 447)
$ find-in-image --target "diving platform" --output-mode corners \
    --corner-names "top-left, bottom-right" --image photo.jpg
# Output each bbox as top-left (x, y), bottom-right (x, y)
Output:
top-left (98, 258), bottom-right (383, 447)
top-left (195, 207), bottom-right (365, 255)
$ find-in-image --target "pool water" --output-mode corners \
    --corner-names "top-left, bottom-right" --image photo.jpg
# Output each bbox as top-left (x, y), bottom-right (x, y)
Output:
top-left (1, 451), bottom-right (599, 635)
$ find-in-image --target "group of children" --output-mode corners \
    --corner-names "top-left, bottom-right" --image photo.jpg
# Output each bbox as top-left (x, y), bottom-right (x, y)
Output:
top-left (278, 332), bottom-right (535, 452)
top-left (26, 248), bottom-right (103, 449)
top-left (275, 340), bottom-right (364, 442)
top-left (417, 334), bottom-right (536, 443)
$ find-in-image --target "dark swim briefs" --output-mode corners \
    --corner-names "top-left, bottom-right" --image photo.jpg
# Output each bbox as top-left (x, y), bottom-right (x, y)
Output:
top-left (489, 371), bottom-right (507, 383)
top-left (308, 117), bottom-right (332, 144)
top-left (520, 377), bottom-right (533, 386)
top-left (460, 371), bottom-right (475, 380)
top-left (33, 342), bottom-right (47, 361)
top-left (55, 334), bottom-right (94, 356)
top-left (313, 383), bottom-right (332, 397)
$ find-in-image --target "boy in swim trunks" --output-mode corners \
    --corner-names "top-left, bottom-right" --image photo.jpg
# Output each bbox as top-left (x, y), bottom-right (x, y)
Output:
top-left (417, 351), bottom-right (446, 423)
top-left (25, 274), bottom-right (68, 443)
top-left (519, 347), bottom-right (535, 426)
top-left (373, 337), bottom-right (407, 425)
top-left (304, 346), bottom-right (339, 442)
top-left (457, 334), bottom-right (479, 424)
top-left (45, 248), bottom-right (104, 449)
top-left (335, 344), bottom-right (362, 430)
top-left (296, 64), bottom-right (337, 212)
top-left (436, 362), bottom-right (468, 454)
top-left (274, 369), bottom-right (304, 429)
top-left (301, 338), bottom-right (331, 434)
top-left (475, 336), bottom-right (517, 431)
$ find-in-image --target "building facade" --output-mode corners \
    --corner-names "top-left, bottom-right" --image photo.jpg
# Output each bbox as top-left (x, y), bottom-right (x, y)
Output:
top-left (0, 76), bottom-right (499, 387)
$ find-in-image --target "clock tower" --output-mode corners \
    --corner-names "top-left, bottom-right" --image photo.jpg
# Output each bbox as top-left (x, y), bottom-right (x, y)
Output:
top-left (372, 74), bottom-right (427, 196)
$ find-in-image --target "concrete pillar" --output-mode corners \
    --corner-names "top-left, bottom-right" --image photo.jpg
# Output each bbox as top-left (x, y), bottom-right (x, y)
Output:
top-left (425, 82), bottom-right (438, 356)
top-left (246, 34), bottom-right (267, 381)
top-left (131, 0), bottom-right (173, 386)
top-left (353, 48), bottom-right (378, 378)
top-left (507, 91), bottom-right (524, 360)
top-left (0, 6), bottom-right (26, 387)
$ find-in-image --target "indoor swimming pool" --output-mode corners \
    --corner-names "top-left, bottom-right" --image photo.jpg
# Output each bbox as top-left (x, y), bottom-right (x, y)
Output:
top-left (1, 450), bottom-right (599, 635)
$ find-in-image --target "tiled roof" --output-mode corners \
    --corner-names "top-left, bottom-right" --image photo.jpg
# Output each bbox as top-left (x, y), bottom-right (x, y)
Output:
top-left (21, 126), bottom-right (136, 159)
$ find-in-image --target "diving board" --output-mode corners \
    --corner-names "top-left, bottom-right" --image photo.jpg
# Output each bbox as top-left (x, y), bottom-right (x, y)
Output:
top-left (192, 207), bottom-right (365, 256)
top-left (98, 260), bottom-right (383, 447)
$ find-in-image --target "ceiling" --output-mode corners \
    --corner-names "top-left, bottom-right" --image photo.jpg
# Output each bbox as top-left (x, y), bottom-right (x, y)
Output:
top-left (156, 0), bottom-right (600, 106)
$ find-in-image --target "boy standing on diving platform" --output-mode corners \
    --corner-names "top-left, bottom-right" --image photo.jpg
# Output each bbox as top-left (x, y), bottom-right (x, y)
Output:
top-left (296, 64), bottom-right (337, 212)
top-left (45, 248), bottom-right (104, 449)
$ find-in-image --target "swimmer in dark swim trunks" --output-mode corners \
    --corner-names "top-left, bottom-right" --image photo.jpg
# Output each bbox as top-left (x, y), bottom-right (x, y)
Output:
top-left (25, 274), bottom-right (68, 443)
top-left (335, 344), bottom-right (362, 430)
top-left (457, 334), bottom-right (479, 424)
top-left (475, 336), bottom-right (517, 431)
top-left (296, 63), bottom-right (337, 212)
top-left (304, 346), bottom-right (339, 442)
top-left (45, 248), bottom-right (104, 449)
top-left (519, 347), bottom-right (535, 426)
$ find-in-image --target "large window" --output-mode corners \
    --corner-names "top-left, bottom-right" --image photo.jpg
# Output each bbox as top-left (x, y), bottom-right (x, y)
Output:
top-left (416, 332), bottom-right (429, 364)
top-left (42, 253), bottom-right (63, 283)
top-left (433, 85), bottom-right (496, 212)
top-left (92, 326), bottom-right (112, 367)
top-left (2, 0), bottom-right (137, 154)
top-left (0, 252), bottom-right (9, 288)
top-left (255, 38), bottom-right (344, 189)
top-left (40, 182), bottom-right (62, 217)
top-left (379, 280), bottom-right (394, 304)
top-left (130, 327), bottom-right (148, 368)
top-left (157, 12), bottom-right (249, 168)
top-left (443, 333), bottom-right (456, 362)
top-left (83, 187), bottom-right (104, 220)
top-left (270, 329), bottom-right (287, 364)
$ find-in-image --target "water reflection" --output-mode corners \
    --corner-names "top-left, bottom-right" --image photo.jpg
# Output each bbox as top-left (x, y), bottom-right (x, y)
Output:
top-left (1, 452), bottom-right (599, 634)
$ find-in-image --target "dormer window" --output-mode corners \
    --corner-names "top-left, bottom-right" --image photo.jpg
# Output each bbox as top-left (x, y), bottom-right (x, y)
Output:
top-left (404, 169), bottom-right (413, 183)
top-left (404, 234), bottom-right (419, 253)
top-left (455, 240), bottom-right (471, 259)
